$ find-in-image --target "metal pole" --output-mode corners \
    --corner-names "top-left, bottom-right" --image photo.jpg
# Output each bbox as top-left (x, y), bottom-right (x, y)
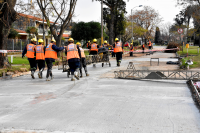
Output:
top-left (12, 39), bottom-right (14, 50)
top-left (131, 9), bottom-right (133, 44)
top-left (101, 0), bottom-right (103, 46)
top-left (20, 39), bottom-right (22, 52)
top-left (43, 13), bottom-right (45, 46)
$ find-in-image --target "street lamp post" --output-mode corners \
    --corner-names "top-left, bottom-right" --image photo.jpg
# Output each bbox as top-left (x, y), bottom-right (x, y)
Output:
top-left (131, 5), bottom-right (142, 44)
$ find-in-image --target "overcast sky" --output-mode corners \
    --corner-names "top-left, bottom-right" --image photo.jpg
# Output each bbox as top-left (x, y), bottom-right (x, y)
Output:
top-left (73, 0), bottom-right (183, 24)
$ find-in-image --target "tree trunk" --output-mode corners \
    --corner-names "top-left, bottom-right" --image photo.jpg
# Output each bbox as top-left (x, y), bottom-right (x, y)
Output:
top-left (0, 0), bottom-right (17, 68)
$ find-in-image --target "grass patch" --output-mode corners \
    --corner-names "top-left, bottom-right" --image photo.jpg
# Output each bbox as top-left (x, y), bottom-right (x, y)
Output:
top-left (8, 56), bottom-right (29, 65)
top-left (177, 46), bottom-right (199, 55)
top-left (180, 55), bottom-right (200, 69)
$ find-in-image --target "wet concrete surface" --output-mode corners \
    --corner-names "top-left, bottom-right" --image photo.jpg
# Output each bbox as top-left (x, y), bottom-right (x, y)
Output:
top-left (0, 50), bottom-right (200, 133)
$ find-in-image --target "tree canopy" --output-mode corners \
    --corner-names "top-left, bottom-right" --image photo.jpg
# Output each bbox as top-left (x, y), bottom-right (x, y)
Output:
top-left (71, 21), bottom-right (101, 41)
top-left (93, 0), bottom-right (126, 45)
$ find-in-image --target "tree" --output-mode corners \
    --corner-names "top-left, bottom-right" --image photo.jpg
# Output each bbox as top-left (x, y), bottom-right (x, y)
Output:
top-left (92, 0), bottom-right (126, 45)
top-left (155, 27), bottom-right (161, 44)
top-left (35, 0), bottom-right (77, 47)
top-left (26, 27), bottom-right (38, 40)
top-left (122, 19), bottom-right (147, 43)
top-left (8, 27), bottom-right (19, 39)
top-left (71, 21), bottom-right (101, 42)
top-left (159, 22), bottom-right (173, 43)
top-left (103, 4), bottom-right (126, 40)
top-left (130, 6), bottom-right (162, 44)
top-left (0, 0), bottom-right (17, 67)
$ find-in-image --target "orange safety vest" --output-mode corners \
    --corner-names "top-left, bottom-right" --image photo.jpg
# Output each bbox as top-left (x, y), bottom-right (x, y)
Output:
top-left (66, 44), bottom-right (80, 60)
top-left (35, 45), bottom-right (45, 60)
top-left (114, 42), bottom-right (123, 53)
top-left (79, 47), bottom-right (85, 58)
top-left (142, 45), bottom-right (145, 48)
top-left (148, 41), bottom-right (152, 46)
top-left (26, 44), bottom-right (35, 58)
top-left (87, 43), bottom-right (90, 48)
top-left (45, 43), bottom-right (57, 59)
top-left (90, 43), bottom-right (98, 52)
top-left (130, 46), bottom-right (133, 52)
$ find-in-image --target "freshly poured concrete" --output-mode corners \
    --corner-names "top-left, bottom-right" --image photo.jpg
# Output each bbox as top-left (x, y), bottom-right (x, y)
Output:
top-left (0, 51), bottom-right (200, 133)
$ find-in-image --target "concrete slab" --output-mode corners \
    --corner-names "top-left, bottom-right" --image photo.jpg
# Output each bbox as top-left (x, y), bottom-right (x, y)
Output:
top-left (0, 50), bottom-right (200, 132)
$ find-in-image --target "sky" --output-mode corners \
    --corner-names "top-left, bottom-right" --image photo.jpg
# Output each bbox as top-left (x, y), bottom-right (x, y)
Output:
top-left (73, 0), bottom-right (184, 25)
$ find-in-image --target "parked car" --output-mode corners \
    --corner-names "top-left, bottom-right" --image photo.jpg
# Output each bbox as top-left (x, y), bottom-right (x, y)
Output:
top-left (124, 42), bottom-right (129, 47)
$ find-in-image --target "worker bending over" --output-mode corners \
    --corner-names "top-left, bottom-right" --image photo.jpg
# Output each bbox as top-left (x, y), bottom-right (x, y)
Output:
top-left (35, 39), bottom-right (46, 78)
top-left (76, 42), bottom-right (89, 77)
top-left (45, 39), bottom-right (65, 81)
top-left (65, 38), bottom-right (82, 81)
top-left (22, 38), bottom-right (37, 79)
top-left (113, 38), bottom-right (123, 67)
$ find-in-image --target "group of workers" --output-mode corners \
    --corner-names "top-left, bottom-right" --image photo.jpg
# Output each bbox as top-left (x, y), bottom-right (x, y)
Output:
top-left (22, 38), bottom-right (89, 81)
top-left (87, 38), bottom-right (123, 67)
top-left (23, 37), bottom-right (151, 81)
top-left (129, 39), bottom-right (152, 55)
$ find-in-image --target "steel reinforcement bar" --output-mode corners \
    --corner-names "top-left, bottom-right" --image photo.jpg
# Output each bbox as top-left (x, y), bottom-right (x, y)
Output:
top-left (114, 70), bottom-right (200, 80)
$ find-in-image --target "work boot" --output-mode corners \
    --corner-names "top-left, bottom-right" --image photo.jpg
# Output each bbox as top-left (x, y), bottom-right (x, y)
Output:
top-left (118, 62), bottom-right (121, 66)
top-left (31, 71), bottom-right (35, 79)
top-left (86, 73), bottom-right (89, 76)
top-left (80, 73), bottom-right (83, 78)
top-left (74, 70), bottom-right (80, 80)
top-left (71, 75), bottom-right (75, 81)
top-left (46, 77), bottom-right (51, 81)
top-left (38, 71), bottom-right (42, 79)
top-left (50, 72), bottom-right (54, 80)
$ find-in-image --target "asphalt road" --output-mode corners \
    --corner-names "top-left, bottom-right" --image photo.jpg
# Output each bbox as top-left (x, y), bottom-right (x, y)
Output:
top-left (0, 52), bottom-right (200, 133)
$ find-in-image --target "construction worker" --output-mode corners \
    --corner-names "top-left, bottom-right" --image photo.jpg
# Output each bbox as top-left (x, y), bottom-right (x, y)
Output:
top-left (86, 41), bottom-right (91, 49)
top-left (90, 39), bottom-right (99, 67)
top-left (89, 39), bottom-right (99, 55)
top-left (22, 38), bottom-right (37, 79)
top-left (35, 39), bottom-right (46, 79)
top-left (130, 43), bottom-right (133, 56)
top-left (45, 39), bottom-right (65, 81)
top-left (65, 38), bottom-right (81, 81)
top-left (76, 42), bottom-right (89, 77)
top-left (142, 43), bottom-right (145, 53)
top-left (148, 39), bottom-right (152, 50)
top-left (103, 40), bottom-right (108, 48)
top-left (113, 38), bottom-right (123, 66)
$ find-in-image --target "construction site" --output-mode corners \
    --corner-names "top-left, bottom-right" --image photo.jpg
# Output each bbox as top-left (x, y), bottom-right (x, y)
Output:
top-left (0, 46), bottom-right (200, 133)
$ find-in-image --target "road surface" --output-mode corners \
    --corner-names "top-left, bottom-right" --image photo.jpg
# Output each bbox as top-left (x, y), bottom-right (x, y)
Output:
top-left (0, 51), bottom-right (200, 133)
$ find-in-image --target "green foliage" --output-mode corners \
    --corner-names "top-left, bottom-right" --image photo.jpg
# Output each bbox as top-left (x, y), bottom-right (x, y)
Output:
top-left (133, 40), bottom-right (139, 46)
top-left (8, 28), bottom-right (19, 39)
top-left (8, 57), bottom-right (29, 65)
top-left (102, 0), bottom-right (127, 38)
top-left (71, 21), bottom-right (101, 41)
top-left (26, 27), bottom-right (38, 39)
top-left (155, 27), bottom-right (161, 44)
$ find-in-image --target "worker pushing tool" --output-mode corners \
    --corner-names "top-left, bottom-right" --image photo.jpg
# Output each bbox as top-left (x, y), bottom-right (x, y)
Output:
top-left (35, 39), bottom-right (46, 79)
top-left (89, 38), bottom-right (99, 67)
top-left (113, 38), bottom-right (123, 67)
top-left (76, 42), bottom-right (89, 78)
top-left (45, 39), bottom-right (65, 81)
top-left (65, 38), bottom-right (82, 81)
top-left (22, 38), bottom-right (37, 79)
